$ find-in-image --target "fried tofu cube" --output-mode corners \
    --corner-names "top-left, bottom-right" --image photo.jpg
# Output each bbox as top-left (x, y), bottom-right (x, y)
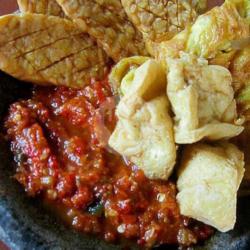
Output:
top-left (166, 53), bottom-right (243, 144)
top-left (109, 95), bottom-right (176, 180)
top-left (109, 56), bottom-right (150, 95)
top-left (120, 59), bottom-right (167, 100)
top-left (177, 142), bottom-right (245, 232)
top-left (109, 59), bottom-right (176, 180)
top-left (151, 0), bottom-right (249, 67)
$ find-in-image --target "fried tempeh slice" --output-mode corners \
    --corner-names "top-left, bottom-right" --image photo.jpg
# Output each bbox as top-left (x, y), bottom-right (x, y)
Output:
top-left (17, 0), bottom-right (65, 17)
top-left (0, 13), bottom-right (109, 88)
top-left (121, 0), bottom-right (198, 42)
top-left (56, 0), bottom-right (148, 62)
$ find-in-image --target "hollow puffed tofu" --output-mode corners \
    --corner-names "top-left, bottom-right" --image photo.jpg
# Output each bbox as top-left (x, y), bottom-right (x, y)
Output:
top-left (109, 59), bottom-right (176, 180)
top-left (177, 142), bottom-right (245, 232)
top-left (109, 95), bottom-right (176, 180)
top-left (119, 59), bottom-right (167, 100)
top-left (0, 14), bottom-right (108, 88)
top-left (109, 56), bottom-right (150, 95)
top-left (17, 0), bottom-right (65, 17)
top-left (151, 0), bottom-right (249, 67)
top-left (166, 53), bottom-right (243, 144)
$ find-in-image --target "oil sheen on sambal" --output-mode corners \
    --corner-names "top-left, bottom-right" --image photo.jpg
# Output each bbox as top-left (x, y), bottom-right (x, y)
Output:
top-left (4, 77), bottom-right (213, 248)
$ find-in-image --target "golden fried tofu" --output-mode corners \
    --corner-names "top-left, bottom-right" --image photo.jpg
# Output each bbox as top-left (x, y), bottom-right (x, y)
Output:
top-left (230, 0), bottom-right (250, 20)
top-left (233, 121), bottom-right (250, 197)
top-left (56, 0), bottom-right (148, 62)
top-left (18, 0), bottom-right (65, 17)
top-left (233, 46), bottom-right (250, 123)
top-left (109, 95), bottom-right (176, 180)
top-left (186, 0), bottom-right (249, 66)
top-left (177, 142), bottom-right (245, 232)
top-left (152, 0), bottom-right (249, 67)
top-left (166, 53), bottom-right (243, 144)
top-left (121, 0), bottom-right (197, 42)
top-left (109, 60), bottom-right (176, 180)
top-left (229, 35), bottom-right (250, 192)
top-left (230, 45), bottom-right (250, 91)
top-left (109, 57), bottom-right (166, 100)
top-left (0, 14), bottom-right (108, 88)
top-left (118, 59), bottom-right (166, 100)
top-left (109, 56), bottom-right (150, 94)
top-left (237, 86), bottom-right (250, 125)
top-left (146, 27), bottom-right (190, 62)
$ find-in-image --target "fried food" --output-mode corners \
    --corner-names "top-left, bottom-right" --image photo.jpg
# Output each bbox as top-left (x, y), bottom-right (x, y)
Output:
top-left (152, 0), bottom-right (249, 67)
top-left (237, 86), bottom-right (250, 123)
top-left (233, 122), bottom-right (250, 195)
top-left (186, 0), bottom-right (249, 66)
top-left (56, 0), bottom-right (148, 62)
top-left (118, 58), bottom-right (166, 99)
top-left (230, 0), bottom-right (250, 20)
top-left (0, 14), bottom-right (109, 88)
top-left (109, 60), bottom-right (176, 180)
top-left (17, 0), bottom-right (65, 17)
top-left (109, 95), bottom-right (176, 180)
top-left (166, 53), bottom-right (243, 144)
top-left (230, 45), bottom-right (250, 92)
top-left (234, 45), bottom-right (250, 121)
top-left (109, 56), bottom-right (150, 94)
top-left (233, 46), bottom-right (250, 122)
top-left (177, 142), bottom-right (245, 232)
top-left (146, 27), bottom-right (190, 60)
top-left (121, 0), bottom-right (197, 42)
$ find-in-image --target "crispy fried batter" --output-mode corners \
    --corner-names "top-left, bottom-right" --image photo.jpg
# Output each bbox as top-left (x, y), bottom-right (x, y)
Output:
top-left (56, 0), bottom-right (148, 62)
top-left (0, 14), bottom-right (109, 88)
top-left (17, 0), bottom-right (65, 17)
top-left (121, 0), bottom-right (198, 42)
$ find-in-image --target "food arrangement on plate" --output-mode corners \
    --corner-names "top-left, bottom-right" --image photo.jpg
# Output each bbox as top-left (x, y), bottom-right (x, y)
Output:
top-left (1, 0), bottom-right (250, 248)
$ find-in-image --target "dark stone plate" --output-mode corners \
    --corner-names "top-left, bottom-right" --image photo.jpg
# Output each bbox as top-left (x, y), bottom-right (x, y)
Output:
top-left (0, 71), bottom-right (249, 250)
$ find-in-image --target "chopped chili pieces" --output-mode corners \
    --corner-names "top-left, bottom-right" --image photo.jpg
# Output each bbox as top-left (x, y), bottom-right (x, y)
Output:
top-left (4, 77), bottom-right (213, 247)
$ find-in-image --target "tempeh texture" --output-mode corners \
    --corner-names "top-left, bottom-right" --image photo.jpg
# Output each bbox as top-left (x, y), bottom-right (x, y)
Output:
top-left (56, 0), bottom-right (148, 62)
top-left (0, 14), bottom-right (109, 88)
top-left (121, 0), bottom-right (198, 42)
top-left (17, 0), bottom-right (65, 17)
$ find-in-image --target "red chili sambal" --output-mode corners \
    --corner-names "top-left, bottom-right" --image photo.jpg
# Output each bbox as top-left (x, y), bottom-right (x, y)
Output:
top-left (4, 77), bottom-right (213, 248)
